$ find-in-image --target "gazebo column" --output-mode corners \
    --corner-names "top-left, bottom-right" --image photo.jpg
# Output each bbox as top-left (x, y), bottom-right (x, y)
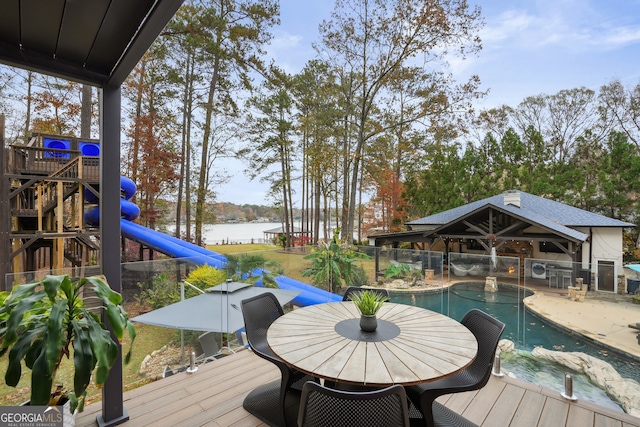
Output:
top-left (99, 85), bottom-right (128, 426)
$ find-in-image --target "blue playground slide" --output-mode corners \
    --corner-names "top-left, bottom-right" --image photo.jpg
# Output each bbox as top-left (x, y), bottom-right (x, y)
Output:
top-left (85, 176), bottom-right (340, 306)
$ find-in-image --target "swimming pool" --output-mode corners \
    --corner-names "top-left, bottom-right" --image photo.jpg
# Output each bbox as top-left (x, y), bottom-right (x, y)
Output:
top-left (391, 282), bottom-right (640, 411)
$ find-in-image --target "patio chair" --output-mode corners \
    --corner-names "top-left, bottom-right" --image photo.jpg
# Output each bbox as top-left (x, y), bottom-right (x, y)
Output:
top-left (429, 402), bottom-right (479, 427)
top-left (548, 269), bottom-right (559, 288)
top-left (406, 309), bottom-right (505, 427)
top-left (342, 286), bottom-right (390, 301)
top-left (297, 381), bottom-right (410, 427)
top-left (197, 331), bottom-right (225, 362)
top-left (241, 293), bottom-right (317, 427)
top-left (561, 270), bottom-right (572, 288)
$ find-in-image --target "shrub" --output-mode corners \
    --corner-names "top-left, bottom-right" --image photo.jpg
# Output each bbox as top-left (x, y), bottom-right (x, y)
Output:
top-left (350, 265), bottom-right (370, 287)
top-left (185, 264), bottom-right (227, 289)
top-left (136, 273), bottom-right (181, 310)
top-left (384, 263), bottom-right (410, 279)
top-left (302, 229), bottom-right (371, 293)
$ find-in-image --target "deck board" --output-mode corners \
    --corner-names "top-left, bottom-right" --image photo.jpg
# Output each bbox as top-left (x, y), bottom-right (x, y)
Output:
top-left (77, 350), bottom-right (640, 427)
top-left (483, 382), bottom-right (525, 425)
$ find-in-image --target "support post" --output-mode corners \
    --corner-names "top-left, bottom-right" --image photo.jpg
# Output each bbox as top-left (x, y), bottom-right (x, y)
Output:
top-left (491, 354), bottom-right (504, 377)
top-left (0, 114), bottom-right (8, 291)
top-left (98, 86), bottom-right (128, 427)
top-left (561, 374), bottom-right (577, 401)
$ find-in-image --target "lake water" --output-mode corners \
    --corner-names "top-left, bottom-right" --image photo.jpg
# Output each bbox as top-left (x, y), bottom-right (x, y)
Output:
top-left (166, 222), bottom-right (285, 244)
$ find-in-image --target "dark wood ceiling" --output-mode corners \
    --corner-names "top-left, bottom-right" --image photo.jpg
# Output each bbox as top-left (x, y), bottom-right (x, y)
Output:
top-left (0, 0), bottom-right (184, 87)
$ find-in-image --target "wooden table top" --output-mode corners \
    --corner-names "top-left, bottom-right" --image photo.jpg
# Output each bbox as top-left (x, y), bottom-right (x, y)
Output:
top-left (267, 302), bottom-right (478, 386)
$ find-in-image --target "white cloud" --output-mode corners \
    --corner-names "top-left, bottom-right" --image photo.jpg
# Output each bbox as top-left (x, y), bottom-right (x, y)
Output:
top-left (479, 3), bottom-right (640, 54)
top-left (594, 26), bottom-right (640, 49)
top-left (270, 31), bottom-right (303, 50)
top-left (480, 10), bottom-right (536, 45)
top-left (266, 31), bottom-right (312, 73)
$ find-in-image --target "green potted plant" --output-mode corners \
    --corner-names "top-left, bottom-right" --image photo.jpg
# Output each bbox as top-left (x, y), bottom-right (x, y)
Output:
top-left (0, 274), bottom-right (136, 415)
top-left (349, 289), bottom-right (388, 332)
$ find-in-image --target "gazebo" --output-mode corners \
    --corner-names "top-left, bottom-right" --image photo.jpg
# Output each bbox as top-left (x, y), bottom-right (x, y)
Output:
top-left (369, 190), bottom-right (634, 291)
top-left (263, 226), bottom-right (312, 246)
top-left (0, 1), bottom-right (185, 425)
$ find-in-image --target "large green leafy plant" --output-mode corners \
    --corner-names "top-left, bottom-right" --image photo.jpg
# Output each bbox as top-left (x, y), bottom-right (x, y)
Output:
top-left (0, 275), bottom-right (136, 413)
top-left (302, 229), bottom-right (370, 293)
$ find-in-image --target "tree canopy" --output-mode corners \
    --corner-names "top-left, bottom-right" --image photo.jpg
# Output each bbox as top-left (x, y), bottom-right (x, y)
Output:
top-left (1, 0), bottom-right (640, 250)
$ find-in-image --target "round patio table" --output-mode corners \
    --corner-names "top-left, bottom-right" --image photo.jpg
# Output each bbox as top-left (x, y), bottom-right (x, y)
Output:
top-left (267, 301), bottom-right (478, 387)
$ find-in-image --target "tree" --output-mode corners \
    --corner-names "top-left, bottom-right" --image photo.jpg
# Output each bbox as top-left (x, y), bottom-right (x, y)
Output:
top-left (599, 79), bottom-right (640, 148)
top-left (30, 76), bottom-right (81, 135)
top-left (243, 68), bottom-right (297, 247)
top-left (403, 142), bottom-right (465, 216)
top-left (366, 66), bottom-right (445, 232)
top-left (122, 41), bottom-right (181, 229)
top-left (511, 94), bottom-right (547, 139)
top-left (317, 0), bottom-right (483, 241)
top-left (187, 0), bottom-right (279, 246)
top-left (292, 60), bottom-right (342, 242)
top-left (546, 87), bottom-right (605, 162)
top-left (597, 131), bottom-right (640, 222)
top-left (496, 127), bottom-right (525, 190)
top-left (0, 68), bottom-right (12, 115)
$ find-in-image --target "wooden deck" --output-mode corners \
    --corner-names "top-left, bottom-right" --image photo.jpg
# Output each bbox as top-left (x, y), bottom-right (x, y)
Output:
top-left (77, 349), bottom-right (640, 427)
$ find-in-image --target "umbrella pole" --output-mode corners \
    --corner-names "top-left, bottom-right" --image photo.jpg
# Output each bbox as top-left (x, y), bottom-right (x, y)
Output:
top-left (181, 330), bottom-right (185, 364)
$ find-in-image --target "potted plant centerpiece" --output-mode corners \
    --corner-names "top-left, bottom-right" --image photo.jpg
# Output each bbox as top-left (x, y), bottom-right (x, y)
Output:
top-left (350, 289), bottom-right (388, 332)
top-left (0, 274), bottom-right (136, 417)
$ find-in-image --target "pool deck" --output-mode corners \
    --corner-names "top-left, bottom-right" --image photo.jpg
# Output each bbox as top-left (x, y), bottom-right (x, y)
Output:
top-left (76, 348), bottom-right (640, 427)
top-left (524, 288), bottom-right (640, 361)
top-left (75, 283), bottom-right (640, 427)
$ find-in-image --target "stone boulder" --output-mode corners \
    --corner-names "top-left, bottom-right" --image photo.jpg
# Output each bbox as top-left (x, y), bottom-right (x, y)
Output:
top-left (497, 339), bottom-right (515, 355)
top-left (532, 347), bottom-right (640, 417)
top-left (390, 279), bottom-right (409, 289)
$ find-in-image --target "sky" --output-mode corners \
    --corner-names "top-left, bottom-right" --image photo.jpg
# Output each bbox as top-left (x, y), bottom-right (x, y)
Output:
top-left (215, 0), bottom-right (640, 205)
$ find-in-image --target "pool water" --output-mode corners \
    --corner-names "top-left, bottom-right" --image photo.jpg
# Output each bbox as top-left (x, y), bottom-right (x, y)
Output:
top-left (391, 282), bottom-right (640, 411)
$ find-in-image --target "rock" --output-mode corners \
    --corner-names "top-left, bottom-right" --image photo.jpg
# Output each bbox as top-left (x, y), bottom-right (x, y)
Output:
top-left (390, 279), bottom-right (408, 289)
top-left (139, 354), bottom-right (152, 375)
top-left (532, 347), bottom-right (640, 416)
top-left (497, 339), bottom-right (515, 354)
top-left (567, 286), bottom-right (587, 302)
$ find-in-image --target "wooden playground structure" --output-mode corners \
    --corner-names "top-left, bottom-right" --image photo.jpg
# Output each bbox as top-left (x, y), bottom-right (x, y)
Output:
top-left (0, 121), bottom-right (102, 290)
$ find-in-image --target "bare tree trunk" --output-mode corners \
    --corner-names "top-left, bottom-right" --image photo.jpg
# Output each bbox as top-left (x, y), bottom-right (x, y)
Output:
top-left (340, 113), bottom-right (350, 239)
top-left (185, 114), bottom-right (192, 242)
top-left (80, 85), bottom-right (92, 138)
top-left (131, 61), bottom-right (145, 187)
top-left (195, 51), bottom-right (221, 246)
top-left (176, 52), bottom-right (192, 239)
top-left (24, 71), bottom-right (33, 144)
top-left (313, 180), bottom-right (320, 243)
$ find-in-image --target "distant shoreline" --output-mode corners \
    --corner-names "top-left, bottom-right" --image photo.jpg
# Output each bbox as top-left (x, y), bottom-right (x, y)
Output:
top-left (167, 222), bottom-right (286, 242)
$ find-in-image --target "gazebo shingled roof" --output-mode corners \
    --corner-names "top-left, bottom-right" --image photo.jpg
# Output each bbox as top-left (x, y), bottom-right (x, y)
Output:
top-left (370, 190), bottom-right (634, 260)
